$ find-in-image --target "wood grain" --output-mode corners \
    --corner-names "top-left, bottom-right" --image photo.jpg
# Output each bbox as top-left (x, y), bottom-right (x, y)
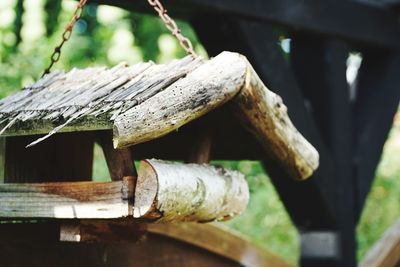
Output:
top-left (0, 220), bottom-right (293, 267)
top-left (0, 177), bottom-right (134, 218)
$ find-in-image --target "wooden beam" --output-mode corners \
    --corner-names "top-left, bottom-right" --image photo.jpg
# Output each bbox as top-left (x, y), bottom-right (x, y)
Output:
top-left (353, 50), bottom-right (400, 221)
top-left (0, 177), bottom-right (134, 219)
top-left (360, 220), bottom-right (400, 267)
top-left (234, 61), bottom-right (319, 180)
top-left (93, 0), bottom-right (400, 48)
top-left (192, 17), bottom-right (336, 228)
top-left (133, 160), bottom-right (249, 222)
top-left (112, 52), bottom-right (247, 148)
top-left (291, 34), bottom-right (356, 266)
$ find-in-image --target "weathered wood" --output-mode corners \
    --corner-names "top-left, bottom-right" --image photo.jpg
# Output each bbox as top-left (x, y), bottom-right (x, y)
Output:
top-left (360, 219), bottom-right (400, 267)
top-left (113, 52), bottom-right (247, 148)
top-left (234, 62), bottom-right (319, 180)
top-left (113, 51), bottom-right (319, 179)
top-left (0, 227), bottom-right (243, 267)
top-left (0, 58), bottom-right (202, 143)
top-left (0, 138), bottom-right (5, 183)
top-left (187, 128), bottom-right (213, 163)
top-left (57, 220), bottom-right (292, 267)
top-left (148, 223), bottom-right (293, 267)
top-left (0, 177), bottom-right (134, 218)
top-left (96, 130), bottom-right (137, 181)
top-left (133, 159), bottom-right (249, 222)
top-left (60, 219), bottom-right (147, 242)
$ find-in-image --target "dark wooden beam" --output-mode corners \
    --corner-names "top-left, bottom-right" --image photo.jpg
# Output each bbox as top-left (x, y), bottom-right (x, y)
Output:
top-left (353, 50), bottom-right (400, 221)
top-left (93, 0), bottom-right (400, 49)
top-left (192, 17), bottom-right (337, 230)
top-left (291, 35), bottom-right (357, 267)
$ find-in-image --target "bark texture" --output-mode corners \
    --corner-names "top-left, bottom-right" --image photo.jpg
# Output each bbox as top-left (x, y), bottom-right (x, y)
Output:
top-left (133, 159), bottom-right (249, 222)
top-left (234, 62), bottom-right (319, 180)
top-left (113, 52), bottom-right (247, 148)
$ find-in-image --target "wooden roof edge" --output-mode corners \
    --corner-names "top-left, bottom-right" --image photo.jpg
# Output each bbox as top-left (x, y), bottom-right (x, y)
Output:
top-left (0, 51), bottom-right (319, 180)
top-left (113, 51), bottom-right (319, 180)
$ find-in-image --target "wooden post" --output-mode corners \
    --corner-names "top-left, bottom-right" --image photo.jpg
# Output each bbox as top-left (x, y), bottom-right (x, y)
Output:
top-left (96, 130), bottom-right (137, 181)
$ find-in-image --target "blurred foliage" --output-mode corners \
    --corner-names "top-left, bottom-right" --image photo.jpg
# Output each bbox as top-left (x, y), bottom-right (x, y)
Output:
top-left (1, 1), bottom-right (400, 266)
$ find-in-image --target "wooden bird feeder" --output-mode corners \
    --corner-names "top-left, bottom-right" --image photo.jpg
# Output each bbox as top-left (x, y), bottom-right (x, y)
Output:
top-left (0, 51), bottom-right (318, 266)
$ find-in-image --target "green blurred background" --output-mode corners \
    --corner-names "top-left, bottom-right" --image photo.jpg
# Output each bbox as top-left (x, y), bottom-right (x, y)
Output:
top-left (1, 1), bottom-right (399, 265)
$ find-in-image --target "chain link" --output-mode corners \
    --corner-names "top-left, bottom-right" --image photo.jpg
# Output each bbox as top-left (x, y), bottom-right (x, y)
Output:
top-left (43, 0), bottom-right (196, 77)
top-left (147, 0), bottom-right (197, 57)
top-left (42, 0), bottom-right (88, 77)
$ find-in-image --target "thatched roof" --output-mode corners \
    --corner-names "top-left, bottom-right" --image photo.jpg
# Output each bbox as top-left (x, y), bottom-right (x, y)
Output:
top-left (0, 55), bottom-right (202, 145)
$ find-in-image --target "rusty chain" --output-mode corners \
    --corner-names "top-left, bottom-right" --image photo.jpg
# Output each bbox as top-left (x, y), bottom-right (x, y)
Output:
top-left (43, 0), bottom-right (196, 77)
top-left (147, 0), bottom-right (197, 57)
top-left (42, 0), bottom-right (88, 77)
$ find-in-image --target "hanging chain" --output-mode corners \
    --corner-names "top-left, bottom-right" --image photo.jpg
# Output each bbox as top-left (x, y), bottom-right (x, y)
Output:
top-left (42, 0), bottom-right (88, 77)
top-left (42, 0), bottom-right (195, 77)
top-left (147, 0), bottom-right (197, 57)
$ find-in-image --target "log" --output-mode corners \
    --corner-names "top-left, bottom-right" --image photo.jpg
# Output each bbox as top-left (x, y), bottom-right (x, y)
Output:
top-left (113, 51), bottom-right (319, 180)
top-left (233, 61), bottom-right (319, 180)
top-left (113, 52), bottom-right (247, 148)
top-left (0, 177), bottom-right (134, 218)
top-left (133, 159), bottom-right (249, 222)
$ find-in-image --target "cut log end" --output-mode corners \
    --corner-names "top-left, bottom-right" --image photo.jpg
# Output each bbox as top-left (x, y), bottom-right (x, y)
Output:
top-left (133, 159), bottom-right (249, 222)
top-left (133, 160), bottom-right (159, 219)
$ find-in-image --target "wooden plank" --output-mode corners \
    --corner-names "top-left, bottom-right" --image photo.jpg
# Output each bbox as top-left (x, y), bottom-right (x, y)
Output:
top-left (134, 160), bottom-right (249, 222)
top-left (0, 117), bottom-right (112, 137)
top-left (360, 220), bottom-right (400, 267)
top-left (0, 177), bottom-right (134, 218)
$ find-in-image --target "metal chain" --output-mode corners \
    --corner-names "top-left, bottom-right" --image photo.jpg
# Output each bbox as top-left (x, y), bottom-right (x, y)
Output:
top-left (42, 0), bottom-right (196, 77)
top-left (42, 0), bottom-right (88, 77)
top-left (147, 0), bottom-right (197, 57)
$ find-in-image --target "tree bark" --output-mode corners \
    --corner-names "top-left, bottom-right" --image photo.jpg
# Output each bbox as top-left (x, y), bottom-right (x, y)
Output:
top-left (233, 62), bottom-right (319, 180)
top-left (113, 52), bottom-right (247, 148)
top-left (133, 159), bottom-right (249, 222)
